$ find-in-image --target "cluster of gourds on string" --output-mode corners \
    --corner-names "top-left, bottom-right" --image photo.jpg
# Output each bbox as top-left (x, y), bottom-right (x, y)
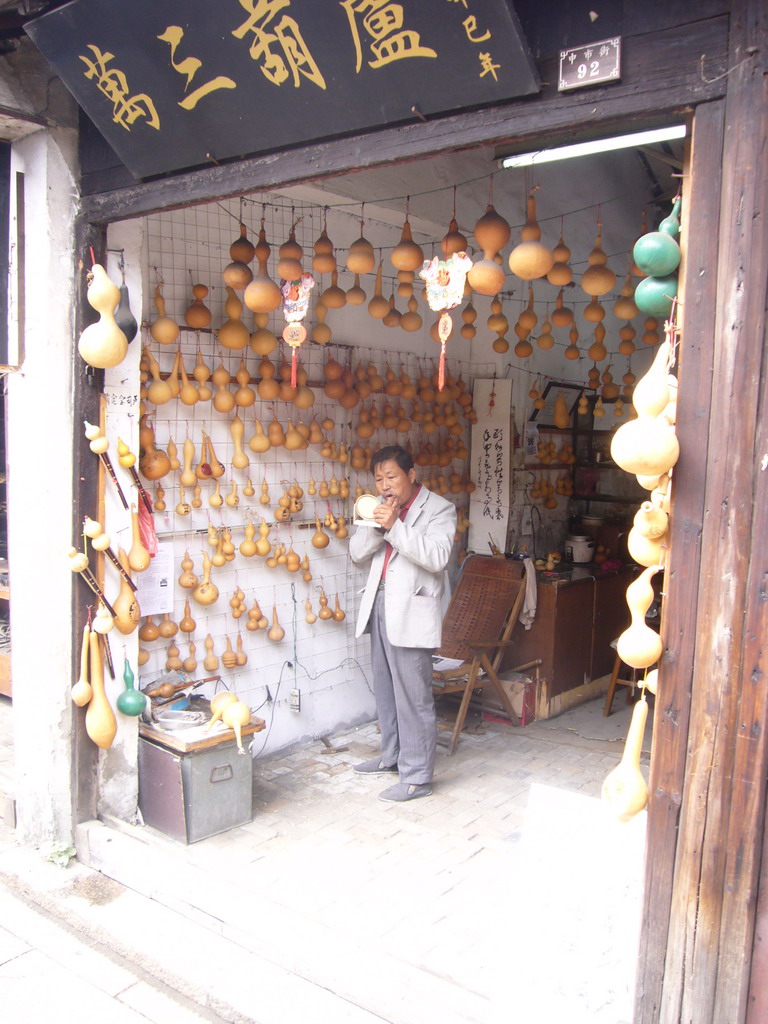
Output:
top-left (601, 310), bottom-right (680, 824)
top-left (67, 486), bottom-right (152, 750)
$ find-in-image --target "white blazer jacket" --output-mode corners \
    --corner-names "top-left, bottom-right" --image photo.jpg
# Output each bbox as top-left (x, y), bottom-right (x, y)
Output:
top-left (349, 486), bottom-right (456, 649)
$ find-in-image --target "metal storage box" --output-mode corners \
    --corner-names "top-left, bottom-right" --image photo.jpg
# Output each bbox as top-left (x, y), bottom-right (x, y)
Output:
top-left (138, 733), bottom-right (253, 843)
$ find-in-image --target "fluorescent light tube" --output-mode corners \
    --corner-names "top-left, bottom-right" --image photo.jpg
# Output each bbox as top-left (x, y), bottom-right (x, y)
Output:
top-left (500, 125), bottom-right (687, 168)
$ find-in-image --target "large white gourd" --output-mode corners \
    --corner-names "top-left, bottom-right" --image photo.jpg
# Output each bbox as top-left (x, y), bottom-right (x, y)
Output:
top-left (78, 264), bottom-right (129, 369)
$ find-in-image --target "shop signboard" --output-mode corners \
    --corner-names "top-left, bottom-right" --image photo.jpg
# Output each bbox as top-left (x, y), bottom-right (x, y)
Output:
top-left (27, 0), bottom-right (539, 179)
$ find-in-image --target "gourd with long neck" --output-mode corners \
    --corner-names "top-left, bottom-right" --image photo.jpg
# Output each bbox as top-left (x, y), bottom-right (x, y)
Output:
top-left (602, 695), bottom-right (650, 822)
top-left (128, 504), bottom-right (151, 572)
top-left (71, 622), bottom-right (93, 707)
top-left (230, 414), bottom-right (249, 470)
top-left (116, 658), bottom-right (146, 717)
top-left (113, 548), bottom-right (141, 635)
top-left (85, 631), bottom-right (117, 749)
top-left (150, 283), bottom-right (180, 345)
top-left (192, 552), bottom-right (219, 606)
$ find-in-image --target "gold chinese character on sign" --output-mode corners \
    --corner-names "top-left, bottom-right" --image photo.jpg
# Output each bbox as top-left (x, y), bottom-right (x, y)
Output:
top-left (232, 0), bottom-right (326, 89)
top-left (79, 44), bottom-right (160, 131)
top-left (478, 51), bottom-right (500, 80)
top-left (340, 0), bottom-right (437, 72)
top-left (158, 26), bottom-right (237, 110)
top-left (462, 15), bottom-right (491, 43)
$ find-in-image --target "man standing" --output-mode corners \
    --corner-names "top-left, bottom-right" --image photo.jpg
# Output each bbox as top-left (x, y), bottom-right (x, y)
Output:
top-left (349, 444), bottom-right (457, 802)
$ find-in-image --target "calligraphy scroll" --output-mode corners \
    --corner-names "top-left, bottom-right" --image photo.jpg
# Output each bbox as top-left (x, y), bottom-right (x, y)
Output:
top-left (468, 378), bottom-right (512, 556)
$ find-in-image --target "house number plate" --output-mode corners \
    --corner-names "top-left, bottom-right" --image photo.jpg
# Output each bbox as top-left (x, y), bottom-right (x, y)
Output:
top-left (558, 37), bottom-right (621, 91)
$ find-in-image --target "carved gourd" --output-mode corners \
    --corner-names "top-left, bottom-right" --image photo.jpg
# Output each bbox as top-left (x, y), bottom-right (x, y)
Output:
top-left (192, 552), bottom-right (219, 606)
top-left (113, 548), bottom-right (141, 635)
top-left (221, 636), bottom-right (238, 669)
top-left (85, 631), bottom-right (117, 749)
top-left (78, 263), bottom-right (129, 369)
top-left (71, 622), bottom-right (93, 707)
top-left (616, 566), bottom-right (663, 668)
top-left (150, 283), bottom-right (180, 345)
top-left (138, 416), bottom-right (171, 480)
top-left (601, 695), bottom-right (649, 822)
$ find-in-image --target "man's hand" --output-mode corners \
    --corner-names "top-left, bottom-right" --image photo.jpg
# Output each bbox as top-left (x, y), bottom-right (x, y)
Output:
top-left (373, 496), bottom-right (399, 530)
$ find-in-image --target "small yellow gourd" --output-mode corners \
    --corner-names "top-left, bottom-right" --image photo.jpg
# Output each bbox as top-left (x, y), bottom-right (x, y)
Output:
top-left (178, 551), bottom-right (198, 589)
top-left (222, 700), bottom-right (252, 753)
top-left (71, 622), bottom-right (93, 707)
top-left (113, 548), bottom-right (141, 635)
top-left (150, 283), bottom-right (180, 345)
top-left (616, 566), bottom-right (663, 668)
top-left (128, 504), bottom-right (151, 572)
top-left (268, 606), bottom-right (285, 642)
top-left (192, 552), bottom-right (219, 606)
top-left (207, 689), bottom-right (238, 730)
top-left (601, 695), bottom-right (649, 822)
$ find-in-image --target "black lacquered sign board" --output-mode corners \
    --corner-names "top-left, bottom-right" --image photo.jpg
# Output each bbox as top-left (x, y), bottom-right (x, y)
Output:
top-left (27, 0), bottom-right (539, 179)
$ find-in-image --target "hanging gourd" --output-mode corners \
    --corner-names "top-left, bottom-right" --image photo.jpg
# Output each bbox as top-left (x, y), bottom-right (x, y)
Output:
top-left (580, 221), bottom-right (616, 297)
top-left (508, 187), bottom-right (554, 281)
top-left (546, 226), bottom-right (573, 286)
top-left (602, 694), bottom-right (650, 822)
top-left (78, 261), bottom-right (129, 369)
top-left (184, 281), bottom-right (213, 328)
top-left (633, 197), bottom-right (682, 278)
top-left (332, 595), bottom-right (346, 622)
top-left (230, 413), bottom-right (250, 470)
top-left (467, 202), bottom-right (510, 296)
top-left (244, 221), bottom-right (282, 314)
top-left (312, 214), bottom-right (336, 274)
top-left (617, 566), bottom-right (663, 668)
top-left (112, 549), bottom-right (141, 635)
top-left (191, 349), bottom-right (213, 401)
top-left (550, 288), bottom-right (574, 328)
top-left (115, 262), bottom-right (138, 344)
top-left (317, 589), bottom-right (333, 620)
top-left (250, 312), bottom-right (278, 355)
top-left (138, 416), bottom-right (171, 481)
top-left (192, 552), bottom-right (219, 606)
top-left (268, 606), bottom-right (285, 642)
top-left (71, 622), bottom-right (93, 707)
top-left (346, 274), bottom-right (366, 305)
top-left (203, 634), bottom-right (219, 672)
top-left (419, 251), bottom-right (472, 390)
top-left (224, 222), bottom-right (255, 290)
top-left (280, 271), bottom-right (315, 388)
top-left (320, 269), bottom-right (346, 309)
top-left (150, 281), bottom-right (180, 345)
top-left (311, 515), bottom-right (330, 549)
top-left (613, 267), bottom-right (639, 321)
top-left (221, 636), bottom-right (238, 669)
top-left (346, 208), bottom-right (376, 274)
top-left (564, 324), bottom-right (580, 360)
top-left (218, 286), bottom-right (250, 350)
top-left (391, 209), bottom-right (424, 272)
top-left (277, 220), bottom-right (304, 280)
top-left (85, 631), bottom-right (117, 749)
top-left (116, 658), bottom-right (146, 717)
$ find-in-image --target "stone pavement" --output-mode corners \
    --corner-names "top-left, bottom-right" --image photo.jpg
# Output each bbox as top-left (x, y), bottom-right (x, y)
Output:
top-left (0, 697), bottom-right (650, 1024)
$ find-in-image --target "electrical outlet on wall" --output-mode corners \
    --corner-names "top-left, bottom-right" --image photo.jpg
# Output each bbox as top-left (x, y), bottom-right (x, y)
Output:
top-left (290, 688), bottom-right (301, 712)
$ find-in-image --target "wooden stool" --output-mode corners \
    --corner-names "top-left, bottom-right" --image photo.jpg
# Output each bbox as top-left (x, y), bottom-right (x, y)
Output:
top-left (603, 641), bottom-right (640, 716)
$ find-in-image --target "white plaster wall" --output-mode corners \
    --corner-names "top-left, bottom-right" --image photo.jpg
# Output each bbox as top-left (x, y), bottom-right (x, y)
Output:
top-left (8, 126), bottom-right (79, 845)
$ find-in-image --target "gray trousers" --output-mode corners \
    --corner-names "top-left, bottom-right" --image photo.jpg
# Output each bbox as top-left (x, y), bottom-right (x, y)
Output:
top-left (370, 586), bottom-right (436, 785)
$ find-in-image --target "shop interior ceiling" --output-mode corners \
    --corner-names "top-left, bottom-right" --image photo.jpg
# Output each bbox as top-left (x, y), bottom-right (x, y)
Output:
top-left (267, 133), bottom-right (683, 385)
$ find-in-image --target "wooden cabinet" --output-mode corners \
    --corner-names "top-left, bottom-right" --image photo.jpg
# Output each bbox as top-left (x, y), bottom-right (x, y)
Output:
top-left (504, 568), bottom-right (639, 700)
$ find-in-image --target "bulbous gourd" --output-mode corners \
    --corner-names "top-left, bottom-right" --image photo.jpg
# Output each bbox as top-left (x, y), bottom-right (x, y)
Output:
top-left (255, 518), bottom-right (271, 557)
top-left (85, 631), bottom-right (117, 749)
top-left (391, 218), bottom-right (424, 271)
top-left (616, 566), bottom-right (663, 668)
top-left (508, 190), bottom-right (554, 281)
top-left (78, 264), bottom-right (129, 369)
top-left (178, 353), bottom-right (199, 406)
top-left (318, 590), bottom-right (333, 620)
top-left (184, 282), bottom-right (212, 329)
top-left (346, 228), bottom-right (376, 275)
top-left (229, 413), bottom-right (249, 470)
top-left (192, 552), bottom-right (219, 606)
top-left (178, 551), bottom-right (198, 589)
top-left (218, 287), bottom-right (250, 350)
top-left (634, 274), bottom-right (679, 319)
top-left (332, 595), bottom-right (346, 622)
top-left (367, 262), bottom-right (390, 319)
top-left (311, 516), bottom-right (330, 549)
top-left (115, 280), bottom-right (138, 343)
top-left (179, 600), bottom-right (196, 634)
top-left (244, 228), bottom-right (282, 313)
top-left (222, 700), bottom-right (251, 753)
top-left (627, 526), bottom-right (666, 569)
top-left (235, 635), bottom-right (248, 667)
top-left (116, 658), bottom-right (146, 717)
top-left (633, 199), bottom-right (682, 278)
top-left (207, 689), bottom-right (237, 730)
top-left (203, 634), bottom-right (219, 672)
top-left (157, 612), bottom-right (178, 639)
top-left (305, 598), bottom-right (317, 624)
top-left (610, 416), bottom-right (679, 477)
top-left (312, 225), bottom-right (336, 274)
top-left (138, 416), bottom-right (171, 481)
top-left (240, 519), bottom-right (257, 558)
top-left (71, 623), bottom-right (93, 707)
top-left (633, 500), bottom-right (668, 540)
top-left (182, 641), bottom-right (198, 674)
top-left (92, 600), bottom-right (114, 635)
top-left (268, 606), bottom-right (285, 642)
top-left (441, 216), bottom-right (468, 256)
top-left (113, 548), bottom-right (141, 635)
top-left (128, 504), bottom-right (151, 572)
top-left (139, 615), bottom-right (160, 642)
top-left (601, 696), bottom-right (649, 822)
top-left (277, 224), bottom-right (303, 280)
top-left (150, 284), bottom-right (180, 345)
top-left (553, 392), bottom-right (570, 430)
top-left (580, 227), bottom-right (616, 296)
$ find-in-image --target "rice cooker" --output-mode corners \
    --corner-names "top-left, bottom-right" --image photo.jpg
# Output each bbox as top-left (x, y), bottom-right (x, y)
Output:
top-left (565, 534), bottom-right (595, 564)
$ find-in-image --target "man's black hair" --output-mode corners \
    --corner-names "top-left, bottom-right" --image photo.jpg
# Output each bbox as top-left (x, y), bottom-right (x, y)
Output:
top-left (370, 444), bottom-right (414, 475)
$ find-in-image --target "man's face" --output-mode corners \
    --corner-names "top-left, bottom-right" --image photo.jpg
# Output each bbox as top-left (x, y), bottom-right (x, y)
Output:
top-left (373, 459), bottom-right (416, 506)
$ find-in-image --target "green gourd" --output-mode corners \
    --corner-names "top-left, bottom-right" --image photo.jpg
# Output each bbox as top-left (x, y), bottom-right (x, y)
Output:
top-left (116, 658), bottom-right (146, 717)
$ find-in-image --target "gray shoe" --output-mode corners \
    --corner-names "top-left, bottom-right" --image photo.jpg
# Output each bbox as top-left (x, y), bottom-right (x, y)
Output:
top-left (378, 782), bottom-right (432, 802)
top-left (353, 757), bottom-right (398, 775)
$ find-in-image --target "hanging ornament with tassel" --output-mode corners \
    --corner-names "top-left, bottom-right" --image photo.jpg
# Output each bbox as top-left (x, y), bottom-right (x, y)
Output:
top-left (280, 271), bottom-right (315, 388)
top-left (418, 251), bottom-right (471, 391)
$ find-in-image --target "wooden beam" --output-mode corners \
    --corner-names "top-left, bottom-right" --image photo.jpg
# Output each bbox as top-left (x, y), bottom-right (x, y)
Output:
top-left (635, 97), bottom-right (725, 1024)
top-left (78, 17), bottom-right (728, 225)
